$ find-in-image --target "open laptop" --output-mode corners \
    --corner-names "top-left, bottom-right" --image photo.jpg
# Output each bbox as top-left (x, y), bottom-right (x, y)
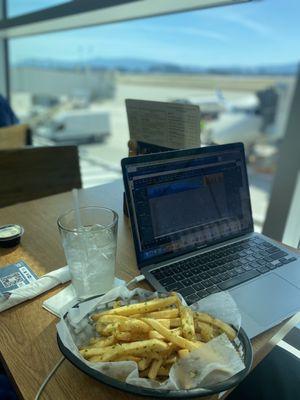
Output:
top-left (121, 143), bottom-right (300, 338)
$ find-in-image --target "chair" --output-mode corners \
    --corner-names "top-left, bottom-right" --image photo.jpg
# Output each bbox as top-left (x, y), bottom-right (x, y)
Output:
top-left (0, 146), bottom-right (81, 207)
top-left (0, 124), bottom-right (32, 149)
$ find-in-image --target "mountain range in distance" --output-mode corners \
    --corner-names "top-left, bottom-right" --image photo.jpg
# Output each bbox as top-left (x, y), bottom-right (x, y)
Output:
top-left (15, 57), bottom-right (298, 76)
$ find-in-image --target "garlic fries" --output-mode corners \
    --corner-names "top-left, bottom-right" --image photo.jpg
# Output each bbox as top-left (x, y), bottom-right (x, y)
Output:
top-left (80, 294), bottom-right (236, 381)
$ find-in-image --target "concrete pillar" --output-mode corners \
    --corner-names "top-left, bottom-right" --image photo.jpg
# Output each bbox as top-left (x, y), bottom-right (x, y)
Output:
top-left (263, 69), bottom-right (300, 244)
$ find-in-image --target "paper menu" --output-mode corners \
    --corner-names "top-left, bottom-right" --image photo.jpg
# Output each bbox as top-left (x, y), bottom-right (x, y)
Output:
top-left (126, 99), bottom-right (201, 150)
top-left (0, 260), bottom-right (38, 294)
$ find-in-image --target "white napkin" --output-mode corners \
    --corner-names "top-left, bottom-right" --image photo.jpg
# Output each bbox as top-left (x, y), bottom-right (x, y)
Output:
top-left (0, 266), bottom-right (70, 312)
top-left (43, 284), bottom-right (77, 317)
top-left (43, 277), bottom-right (125, 317)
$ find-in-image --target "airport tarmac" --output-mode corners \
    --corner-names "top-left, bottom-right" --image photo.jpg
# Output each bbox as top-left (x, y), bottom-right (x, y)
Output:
top-left (84, 83), bottom-right (256, 165)
top-left (35, 82), bottom-right (274, 231)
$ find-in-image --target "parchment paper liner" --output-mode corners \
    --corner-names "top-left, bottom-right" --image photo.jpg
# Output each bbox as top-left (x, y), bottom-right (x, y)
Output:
top-left (57, 287), bottom-right (245, 390)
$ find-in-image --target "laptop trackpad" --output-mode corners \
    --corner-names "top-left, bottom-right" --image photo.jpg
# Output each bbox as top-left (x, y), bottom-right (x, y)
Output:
top-left (229, 273), bottom-right (300, 326)
top-left (275, 261), bottom-right (300, 289)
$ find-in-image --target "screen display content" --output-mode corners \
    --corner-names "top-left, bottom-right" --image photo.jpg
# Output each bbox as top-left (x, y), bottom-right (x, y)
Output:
top-left (125, 145), bottom-right (253, 265)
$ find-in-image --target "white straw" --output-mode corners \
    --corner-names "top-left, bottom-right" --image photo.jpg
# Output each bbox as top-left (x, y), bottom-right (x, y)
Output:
top-left (72, 188), bottom-right (88, 298)
top-left (72, 188), bottom-right (82, 230)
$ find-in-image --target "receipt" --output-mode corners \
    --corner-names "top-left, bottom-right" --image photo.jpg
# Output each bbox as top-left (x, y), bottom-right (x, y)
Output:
top-left (126, 99), bottom-right (201, 149)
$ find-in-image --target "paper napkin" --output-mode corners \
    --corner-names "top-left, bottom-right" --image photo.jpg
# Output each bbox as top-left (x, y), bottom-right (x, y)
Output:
top-left (0, 266), bottom-right (70, 312)
top-left (43, 277), bottom-right (125, 317)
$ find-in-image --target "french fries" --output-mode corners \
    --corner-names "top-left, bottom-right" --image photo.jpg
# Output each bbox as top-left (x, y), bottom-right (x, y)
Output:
top-left (96, 323), bottom-right (116, 336)
top-left (138, 357), bottom-right (153, 371)
top-left (80, 339), bottom-right (168, 361)
top-left (141, 318), bottom-right (201, 351)
top-left (158, 365), bottom-right (171, 376)
top-left (91, 295), bottom-right (177, 319)
top-left (179, 304), bottom-right (196, 340)
top-left (178, 349), bottom-right (190, 359)
top-left (114, 331), bottom-right (148, 342)
top-left (115, 355), bottom-right (141, 362)
top-left (148, 357), bottom-right (163, 379)
top-left (194, 311), bottom-right (236, 341)
top-left (132, 308), bottom-right (179, 319)
top-left (195, 321), bottom-right (218, 342)
top-left (88, 335), bottom-right (115, 348)
top-left (149, 330), bottom-right (165, 341)
top-left (169, 318), bottom-right (181, 328)
top-left (79, 293), bottom-right (237, 382)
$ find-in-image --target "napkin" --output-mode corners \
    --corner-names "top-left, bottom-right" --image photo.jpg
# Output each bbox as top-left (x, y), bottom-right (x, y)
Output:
top-left (0, 266), bottom-right (70, 312)
top-left (43, 277), bottom-right (125, 317)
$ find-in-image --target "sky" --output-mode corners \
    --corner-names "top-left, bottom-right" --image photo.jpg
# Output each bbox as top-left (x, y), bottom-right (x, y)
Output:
top-left (8, 0), bottom-right (300, 68)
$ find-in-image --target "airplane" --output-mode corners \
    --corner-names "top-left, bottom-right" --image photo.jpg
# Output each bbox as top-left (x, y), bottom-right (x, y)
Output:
top-left (178, 83), bottom-right (293, 154)
top-left (204, 89), bottom-right (262, 151)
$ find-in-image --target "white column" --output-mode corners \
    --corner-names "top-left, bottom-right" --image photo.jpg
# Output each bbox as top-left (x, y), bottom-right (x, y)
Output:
top-left (282, 171), bottom-right (300, 248)
top-left (263, 68), bottom-right (300, 244)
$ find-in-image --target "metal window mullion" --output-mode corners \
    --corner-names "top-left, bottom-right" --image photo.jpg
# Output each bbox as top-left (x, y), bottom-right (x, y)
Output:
top-left (0, 0), bottom-right (9, 99)
top-left (0, 0), bottom-right (251, 39)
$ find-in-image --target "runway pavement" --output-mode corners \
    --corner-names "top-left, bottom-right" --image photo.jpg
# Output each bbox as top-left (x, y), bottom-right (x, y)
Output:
top-left (34, 81), bottom-right (272, 231)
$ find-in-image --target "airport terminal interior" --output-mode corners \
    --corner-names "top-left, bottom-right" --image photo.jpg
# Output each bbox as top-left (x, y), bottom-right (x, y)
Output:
top-left (0, 1), bottom-right (299, 400)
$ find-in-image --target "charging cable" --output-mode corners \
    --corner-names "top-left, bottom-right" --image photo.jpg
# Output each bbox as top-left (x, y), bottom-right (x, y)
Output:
top-left (35, 275), bottom-right (145, 399)
top-left (34, 356), bottom-right (65, 400)
top-left (126, 274), bottom-right (145, 288)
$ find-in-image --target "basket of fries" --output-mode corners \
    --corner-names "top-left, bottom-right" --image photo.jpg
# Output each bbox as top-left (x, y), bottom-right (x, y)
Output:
top-left (57, 287), bottom-right (252, 398)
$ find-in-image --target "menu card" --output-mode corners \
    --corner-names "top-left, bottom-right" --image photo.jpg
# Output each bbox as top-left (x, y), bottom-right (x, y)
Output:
top-left (126, 99), bottom-right (201, 154)
top-left (0, 260), bottom-right (37, 294)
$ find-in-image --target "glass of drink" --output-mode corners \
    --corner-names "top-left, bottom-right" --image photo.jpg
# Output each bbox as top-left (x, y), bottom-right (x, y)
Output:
top-left (57, 206), bottom-right (118, 300)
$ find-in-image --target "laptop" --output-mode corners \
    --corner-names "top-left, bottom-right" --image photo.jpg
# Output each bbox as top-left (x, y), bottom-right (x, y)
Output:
top-left (121, 143), bottom-right (300, 338)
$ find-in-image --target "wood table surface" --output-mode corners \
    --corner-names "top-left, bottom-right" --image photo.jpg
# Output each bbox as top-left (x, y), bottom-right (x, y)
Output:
top-left (0, 179), bottom-right (299, 400)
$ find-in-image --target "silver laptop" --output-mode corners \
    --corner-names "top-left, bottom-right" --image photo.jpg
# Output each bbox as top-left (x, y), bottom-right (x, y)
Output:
top-left (121, 143), bottom-right (300, 338)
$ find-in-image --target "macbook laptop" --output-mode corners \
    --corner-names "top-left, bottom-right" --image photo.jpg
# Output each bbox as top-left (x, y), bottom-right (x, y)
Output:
top-left (121, 143), bottom-right (300, 338)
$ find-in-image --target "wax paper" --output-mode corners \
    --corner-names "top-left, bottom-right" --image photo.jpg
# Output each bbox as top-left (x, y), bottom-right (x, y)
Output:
top-left (56, 287), bottom-right (245, 391)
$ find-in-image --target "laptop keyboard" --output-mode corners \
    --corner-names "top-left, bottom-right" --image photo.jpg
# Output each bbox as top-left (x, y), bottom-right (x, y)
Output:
top-left (150, 237), bottom-right (297, 305)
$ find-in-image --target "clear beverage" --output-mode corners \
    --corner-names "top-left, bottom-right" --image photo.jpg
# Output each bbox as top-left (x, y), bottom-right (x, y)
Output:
top-left (58, 207), bottom-right (118, 299)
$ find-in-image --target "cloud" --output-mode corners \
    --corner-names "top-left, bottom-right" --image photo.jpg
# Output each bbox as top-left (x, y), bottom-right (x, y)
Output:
top-left (139, 25), bottom-right (229, 43)
top-left (177, 27), bottom-right (229, 42)
top-left (209, 11), bottom-right (273, 37)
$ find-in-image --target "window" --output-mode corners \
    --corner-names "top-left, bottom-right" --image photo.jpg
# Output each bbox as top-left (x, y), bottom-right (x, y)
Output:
top-left (7, 0), bottom-right (299, 231)
top-left (7, 1), bottom-right (70, 17)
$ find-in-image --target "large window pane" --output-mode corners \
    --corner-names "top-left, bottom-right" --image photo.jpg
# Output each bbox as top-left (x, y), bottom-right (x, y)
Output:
top-left (7, 1), bottom-right (70, 17)
top-left (8, 0), bottom-right (299, 231)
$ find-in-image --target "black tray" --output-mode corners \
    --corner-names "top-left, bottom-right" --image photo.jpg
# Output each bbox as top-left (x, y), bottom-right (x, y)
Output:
top-left (57, 309), bottom-right (253, 398)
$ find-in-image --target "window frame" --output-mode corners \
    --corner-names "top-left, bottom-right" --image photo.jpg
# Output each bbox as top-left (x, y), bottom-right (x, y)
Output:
top-left (0, 0), bottom-right (251, 38)
top-left (2, 0), bottom-right (300, 245)
top-left (0, 0), bottom-right (9, 98)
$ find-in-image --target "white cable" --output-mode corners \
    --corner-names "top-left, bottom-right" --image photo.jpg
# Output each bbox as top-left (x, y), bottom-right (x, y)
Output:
top-left (34, 276), bottom-right (144, 399)
top-left (126, 274), bottom-right (145, 287)
top-left (34, 356), bottom-right (65, 400)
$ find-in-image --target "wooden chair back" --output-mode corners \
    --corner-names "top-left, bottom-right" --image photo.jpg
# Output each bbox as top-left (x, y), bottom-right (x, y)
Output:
top-left (0, 124), bottom-right (32, 149)
top-left (0, 146), bottom-right (81, 207)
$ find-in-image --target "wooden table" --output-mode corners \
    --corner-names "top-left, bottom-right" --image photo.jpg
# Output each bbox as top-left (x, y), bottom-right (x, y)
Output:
top-left (1, 180), bottom-right (299, 400)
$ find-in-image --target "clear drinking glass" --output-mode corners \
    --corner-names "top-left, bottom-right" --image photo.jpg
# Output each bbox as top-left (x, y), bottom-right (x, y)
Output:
top-left (57, 206), bottom-right (118, 299)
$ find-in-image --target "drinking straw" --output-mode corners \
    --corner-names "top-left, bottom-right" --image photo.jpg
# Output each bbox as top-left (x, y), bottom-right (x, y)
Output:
top-left (72, 188), bottom-right (82, 230)
top-left (72, 188), bottom-right (89, 298)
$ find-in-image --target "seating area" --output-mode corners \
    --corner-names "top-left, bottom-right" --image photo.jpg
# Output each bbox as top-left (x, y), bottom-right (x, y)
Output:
top-left (0, 145), bottom-right (81, 207)
top-left (0, 1), bottom-right (299, 400)
top-left (0, 124), bottom-right (32, 149)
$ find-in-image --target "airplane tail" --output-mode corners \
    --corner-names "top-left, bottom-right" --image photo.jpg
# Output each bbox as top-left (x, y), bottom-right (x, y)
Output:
top-left (215, 89), bottom-right (233, 111)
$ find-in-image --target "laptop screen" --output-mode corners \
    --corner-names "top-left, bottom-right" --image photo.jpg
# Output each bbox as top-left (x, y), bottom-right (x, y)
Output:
top-left (122, 143), bottom-right (253, 267)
